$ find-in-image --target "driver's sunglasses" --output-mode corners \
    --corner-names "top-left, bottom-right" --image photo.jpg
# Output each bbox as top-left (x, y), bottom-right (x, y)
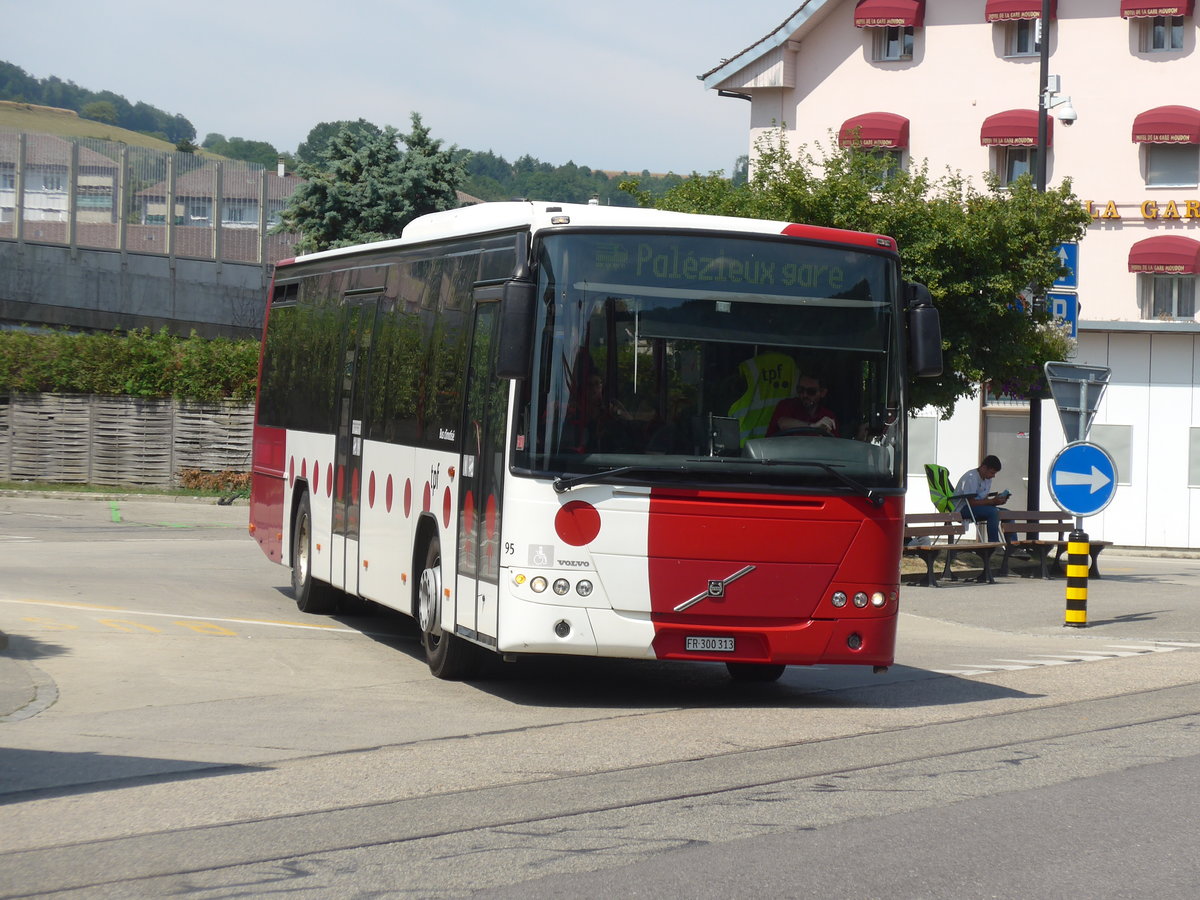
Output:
top-left (798, 386), bottom-right (821, 396)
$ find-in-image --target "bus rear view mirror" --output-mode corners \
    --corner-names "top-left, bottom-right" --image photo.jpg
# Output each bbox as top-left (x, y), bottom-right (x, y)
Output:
top-left (906, 282), bottom-right (942, 378)
top-left (496, 279), bottom-right (537, 379)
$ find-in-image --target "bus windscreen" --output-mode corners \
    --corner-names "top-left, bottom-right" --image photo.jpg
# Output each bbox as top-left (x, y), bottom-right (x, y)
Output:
top-left (514, 232), bottom-right (904, 490)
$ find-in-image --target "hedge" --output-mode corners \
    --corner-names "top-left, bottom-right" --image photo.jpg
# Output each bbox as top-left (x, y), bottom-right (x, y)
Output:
top-left (0, 329), bottom-right (260, 402)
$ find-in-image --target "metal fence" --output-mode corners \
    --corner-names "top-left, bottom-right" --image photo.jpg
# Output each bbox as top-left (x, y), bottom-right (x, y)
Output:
top-left (0, 128), bottom-right (301, 267)
top-left (0, 394), bottom-right (254, 487)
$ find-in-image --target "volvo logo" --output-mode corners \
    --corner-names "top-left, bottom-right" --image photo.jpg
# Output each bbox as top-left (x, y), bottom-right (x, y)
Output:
top-left (674, 565), bottom-right (755, 612)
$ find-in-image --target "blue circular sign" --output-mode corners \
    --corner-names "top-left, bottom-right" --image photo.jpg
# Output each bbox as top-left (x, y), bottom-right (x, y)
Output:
top-left (1048, 441), bottom-right (1118, 517)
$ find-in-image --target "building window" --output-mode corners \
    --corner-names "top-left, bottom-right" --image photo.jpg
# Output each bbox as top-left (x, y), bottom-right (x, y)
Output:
top-left (186, 198), bottom-right (211, 223)
top-left (1090, 425), bottom-right (1132, 487)
top-left (1140, 274), bottom-right (1196, 318)
top-left (874, 26), bottom-right (914, 61)
top-left (1145, 144), bottom-right (1200, 187)
top-left (1141, 16), bottom-right (1185, 52)
top-left (77, 186), bottom-right (113, 210)
top-left (1005, 19), bottom-right (1041, 57)
top-left (1188, 427), bottom-right (1200, 488)
top-left (866, 149), bottom-right (904, 183)
top-left (1000, 147), bottom-right (1039, 186)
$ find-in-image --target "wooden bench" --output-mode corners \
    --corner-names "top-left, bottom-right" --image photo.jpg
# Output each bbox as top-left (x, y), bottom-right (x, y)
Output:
top-left (903, 512), bottom-right (1003, 587)
top-left (998, 510), bottom-right (1113, 579)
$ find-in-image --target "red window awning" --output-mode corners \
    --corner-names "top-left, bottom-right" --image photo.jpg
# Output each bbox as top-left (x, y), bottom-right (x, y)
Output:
top-left (980, 109), bottom-right (1052, 147)
top-left (1128, 235), bottom-right (1200, 274)
top-left (985, 1), bottom-right (1056, 21)
top-left (1120, 1), bottom-right (1194, 17)
top-left (839, 113), bottom-right (911, 148)
top-left (854, 0), bottom-right (925, 28)
top-left (1132, 106), bottom-right (1200, 143)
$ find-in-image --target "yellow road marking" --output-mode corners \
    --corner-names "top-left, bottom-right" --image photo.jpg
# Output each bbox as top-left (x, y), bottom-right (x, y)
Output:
top-left (1, 597), bottom-right (357, 633)
top-left (98, 619), bottom-right (161, 633)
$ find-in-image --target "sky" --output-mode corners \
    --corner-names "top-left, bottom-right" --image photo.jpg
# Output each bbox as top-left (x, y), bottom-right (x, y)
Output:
top-left (3, 0), bottom-right (776, 175)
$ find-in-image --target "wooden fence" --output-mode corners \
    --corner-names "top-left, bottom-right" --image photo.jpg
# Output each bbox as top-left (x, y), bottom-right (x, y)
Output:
top-left (0, 394), bottom-right (253, 487)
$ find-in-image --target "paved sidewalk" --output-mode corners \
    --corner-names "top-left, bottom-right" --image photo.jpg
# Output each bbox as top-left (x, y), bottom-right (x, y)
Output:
top-left (900, 552), bottom-right (1200, 644)
top-left (0, 644), bottom-right (39, 722)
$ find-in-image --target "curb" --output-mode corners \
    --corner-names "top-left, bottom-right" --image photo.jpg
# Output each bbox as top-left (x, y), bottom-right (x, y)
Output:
top-left (0, 489), bottom-right (247, 506)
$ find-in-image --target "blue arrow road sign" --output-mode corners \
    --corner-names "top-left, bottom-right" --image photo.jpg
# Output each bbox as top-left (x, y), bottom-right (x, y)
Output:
top-left (1053, 243), bottom-right (1078, 290)
top-left (1048, 442), bottom-right (1117, 517)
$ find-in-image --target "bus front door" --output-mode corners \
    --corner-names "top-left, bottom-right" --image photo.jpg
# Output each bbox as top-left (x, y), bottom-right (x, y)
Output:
top-left (331, 293), bottom-right (379, 595)
top-left (455, 292), bottom-right (506, 646)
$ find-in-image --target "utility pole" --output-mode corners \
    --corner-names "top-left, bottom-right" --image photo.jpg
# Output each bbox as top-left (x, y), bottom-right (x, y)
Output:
top-left (1028, 0), bottom-right (1053, 513)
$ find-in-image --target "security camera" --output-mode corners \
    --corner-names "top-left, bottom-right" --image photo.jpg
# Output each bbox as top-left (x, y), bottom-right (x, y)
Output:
top-left (1056, 99), bottom-right (1077, 126)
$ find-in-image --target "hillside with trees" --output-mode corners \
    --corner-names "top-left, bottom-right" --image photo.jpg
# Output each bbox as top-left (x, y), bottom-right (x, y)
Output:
top-left (1, 60), bottom-right (710, 201)
top-left (0, 61), bottom-right (195, 146)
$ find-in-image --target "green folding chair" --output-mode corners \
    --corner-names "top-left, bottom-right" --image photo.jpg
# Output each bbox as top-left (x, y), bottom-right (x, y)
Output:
top-left (924, 463), bottom-right (979, 540)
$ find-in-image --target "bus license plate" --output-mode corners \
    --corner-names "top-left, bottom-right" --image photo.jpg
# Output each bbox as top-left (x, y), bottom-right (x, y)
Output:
top-left (686, 636), bottom-right (735, 653)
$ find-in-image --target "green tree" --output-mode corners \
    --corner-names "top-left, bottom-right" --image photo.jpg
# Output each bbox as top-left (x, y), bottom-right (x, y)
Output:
top-left (294, 119), bottom-right (385, 168)
top-left (395, 112), bottom-right (463, 218)
top-left (202, 133), bottom-right (279, 166)
top-left (80, 100), bottom-right (118, 124)
top-left (278, 113), bottom-right (464, 254)
top-left (627, 130), bottom-right (1090, 415)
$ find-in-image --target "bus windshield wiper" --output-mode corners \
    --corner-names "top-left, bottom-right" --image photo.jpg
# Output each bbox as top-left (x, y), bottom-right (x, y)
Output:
top-left (553, 465), bottom-right (690, 493)
top-left (698, 458), bottom-right (884, 505)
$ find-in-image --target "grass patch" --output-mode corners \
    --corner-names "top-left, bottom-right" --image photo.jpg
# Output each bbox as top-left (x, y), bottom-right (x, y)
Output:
top-left (0, 480), bottom-right (244, 499)
top-left (0, 100), bottom-right (222, 156)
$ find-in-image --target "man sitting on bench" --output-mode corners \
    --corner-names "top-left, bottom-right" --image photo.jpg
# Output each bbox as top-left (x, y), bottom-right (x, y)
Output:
top-left (956, 455), bottom-right (1010, 543)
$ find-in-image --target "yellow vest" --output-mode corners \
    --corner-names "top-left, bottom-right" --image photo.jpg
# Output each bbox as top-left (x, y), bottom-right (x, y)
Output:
top-left (728, 352), bottom-right (798, 445)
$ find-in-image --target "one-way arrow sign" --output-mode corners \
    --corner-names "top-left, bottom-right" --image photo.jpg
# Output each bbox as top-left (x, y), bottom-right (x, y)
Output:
top-left (1048, 442), bottom-right (1118, 517)
top-left (1054, 465), bottom-right (1112, 493)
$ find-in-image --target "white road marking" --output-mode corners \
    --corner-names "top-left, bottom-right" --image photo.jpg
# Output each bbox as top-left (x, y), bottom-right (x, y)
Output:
top-left (933, 642), bottom-right (1193, 677)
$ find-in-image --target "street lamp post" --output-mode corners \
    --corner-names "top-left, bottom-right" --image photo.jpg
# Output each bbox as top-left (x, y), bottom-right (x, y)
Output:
top-left (1028, 0), bottom-right (1075, 513)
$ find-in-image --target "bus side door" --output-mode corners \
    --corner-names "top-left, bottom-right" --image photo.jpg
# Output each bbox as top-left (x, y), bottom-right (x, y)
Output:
top-left (331, 292), bottom-right (380, 595)
top-left (455, 289), bottom-right (507, 645)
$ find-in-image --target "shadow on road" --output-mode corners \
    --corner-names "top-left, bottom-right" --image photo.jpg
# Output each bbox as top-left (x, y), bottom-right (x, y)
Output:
top-left (2, 634), bottom-right (70, 661)
top-left (463, 656), bottom-right (1039, 712)
top-left (0, 747), bottom-right (265, 806)
top-left (274, 588), bottom-right (1042, 714)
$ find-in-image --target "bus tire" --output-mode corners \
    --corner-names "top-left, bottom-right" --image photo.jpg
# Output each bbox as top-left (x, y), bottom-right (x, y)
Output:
top-left (725, 662), bottom-right (786, 683)
top-left (417, 537), bottom-right (481, 680)
top-left (292, 492), bottom-right (337, 615)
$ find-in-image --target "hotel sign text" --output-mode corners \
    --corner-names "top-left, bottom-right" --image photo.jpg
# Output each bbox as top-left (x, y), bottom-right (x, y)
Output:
top-left (1088, 199), bottom-right (1200, 221)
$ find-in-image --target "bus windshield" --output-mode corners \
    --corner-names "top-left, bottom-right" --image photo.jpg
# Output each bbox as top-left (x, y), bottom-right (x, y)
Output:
top-left (513, 230), bottom-right (906, 492)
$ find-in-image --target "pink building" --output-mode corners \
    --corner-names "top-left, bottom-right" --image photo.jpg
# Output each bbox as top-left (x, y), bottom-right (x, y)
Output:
top-left (704, 0), bottom-right (1200, 549)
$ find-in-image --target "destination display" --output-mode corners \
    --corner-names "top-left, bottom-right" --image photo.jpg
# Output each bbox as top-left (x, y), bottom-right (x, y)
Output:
top-left (572, 232), bottom-right (890, 302)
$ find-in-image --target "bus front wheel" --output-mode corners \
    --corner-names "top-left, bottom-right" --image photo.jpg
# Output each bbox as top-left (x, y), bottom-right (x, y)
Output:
top-left (291, 492), bottom-right (337, 614)
top-left (417, 538), bottom-right (481, 680)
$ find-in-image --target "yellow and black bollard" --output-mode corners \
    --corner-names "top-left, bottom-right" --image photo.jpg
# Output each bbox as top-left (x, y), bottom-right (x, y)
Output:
top-left (1064, 529), bottom-right (1089, 628)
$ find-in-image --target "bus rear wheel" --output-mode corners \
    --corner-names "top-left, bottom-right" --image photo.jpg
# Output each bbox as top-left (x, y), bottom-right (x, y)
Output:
top-left (726, 662), bottom-right (786, 683)
top-left (291, 492), bottom-right (338, 614)
top-left (417, 538), bottom-right (481, 680)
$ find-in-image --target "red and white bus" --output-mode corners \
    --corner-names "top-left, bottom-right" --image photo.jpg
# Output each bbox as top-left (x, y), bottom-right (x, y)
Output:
top-left (249, 201), bottom-right (941, 681)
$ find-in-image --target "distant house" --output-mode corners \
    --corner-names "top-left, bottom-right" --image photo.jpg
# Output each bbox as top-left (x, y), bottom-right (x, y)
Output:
top-left (136, 164), bottom-right (305, 228)
top-left (0, 131), bottom-right (119, 224)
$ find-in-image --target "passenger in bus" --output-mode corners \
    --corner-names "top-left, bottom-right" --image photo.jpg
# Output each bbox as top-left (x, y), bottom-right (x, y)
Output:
top-left (646, 390), bottom-right (697, 454)
top-left (766, 374), bottom-right (839, 437)
top-left (727, 350), bottom-right (798, 445)
top-left (571, 374), bottom-right (634, 452)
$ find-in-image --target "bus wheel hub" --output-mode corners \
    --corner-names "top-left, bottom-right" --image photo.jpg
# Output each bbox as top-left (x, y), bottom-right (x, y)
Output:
top-left (418, 565), bottom-right (442, 637)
